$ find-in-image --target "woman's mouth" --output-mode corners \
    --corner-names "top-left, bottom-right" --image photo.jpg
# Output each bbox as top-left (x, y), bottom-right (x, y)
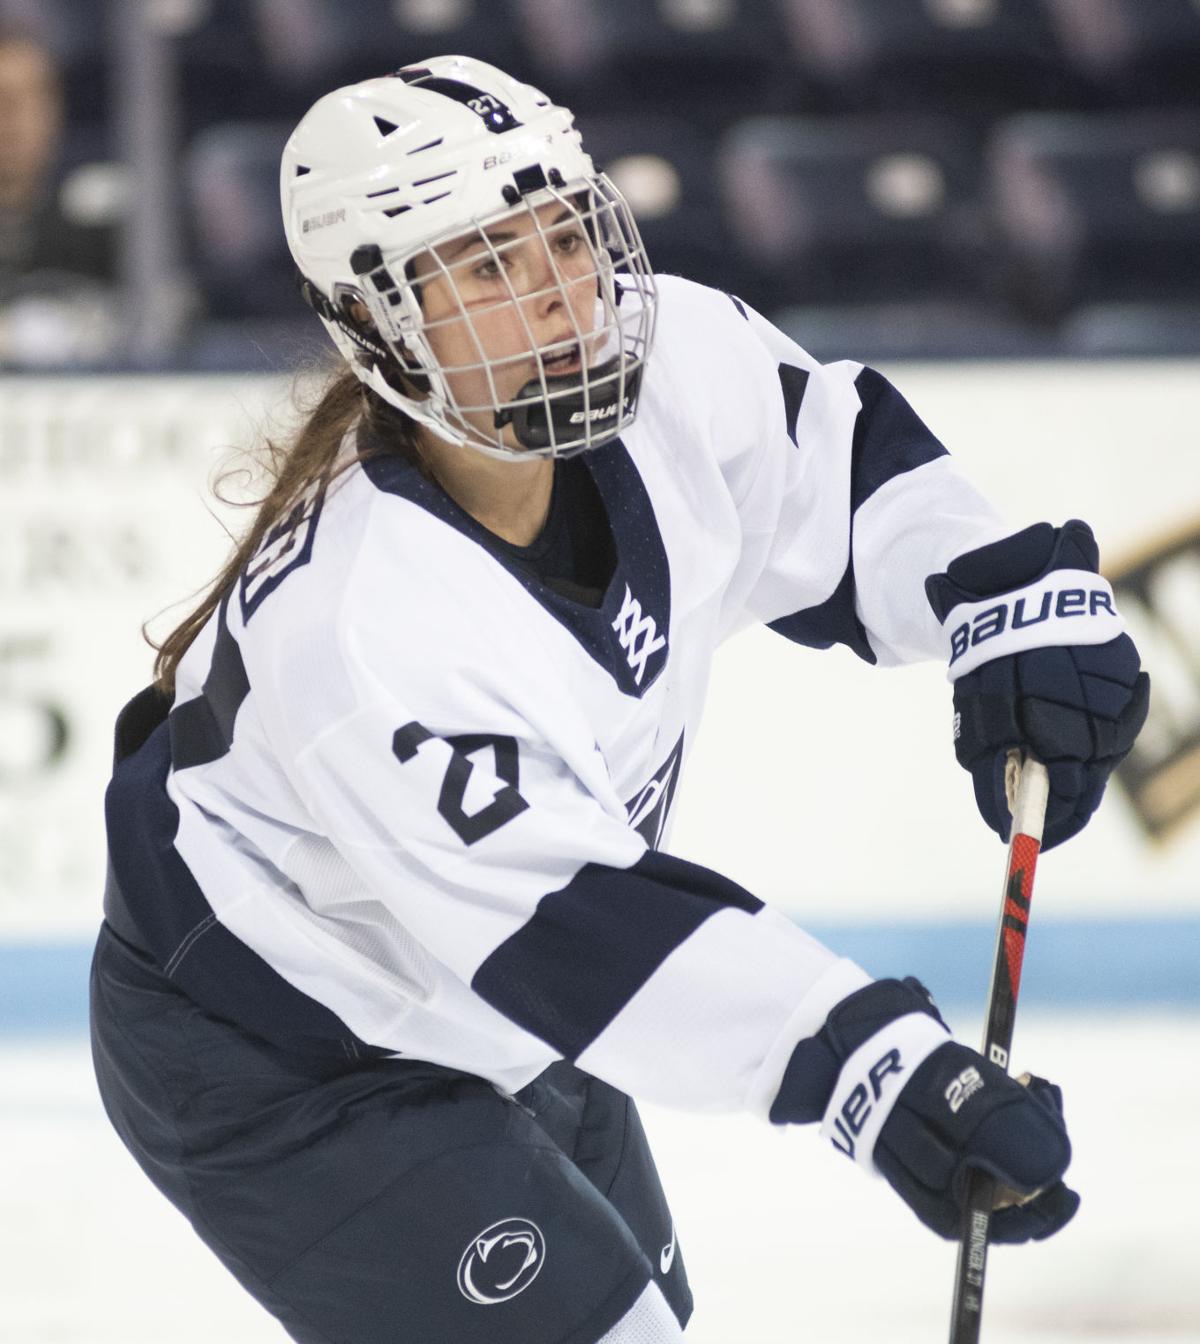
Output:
top-left (539, 341), bottom-right (583, 377)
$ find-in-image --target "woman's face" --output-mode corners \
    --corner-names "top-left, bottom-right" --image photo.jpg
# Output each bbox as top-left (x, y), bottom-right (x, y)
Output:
top-left (411, 195), bottom-right (603, 449)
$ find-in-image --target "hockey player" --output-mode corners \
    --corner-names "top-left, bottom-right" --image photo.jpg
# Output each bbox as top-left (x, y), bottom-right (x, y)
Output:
top-left (91, 57), bottom-right (1149, 1344)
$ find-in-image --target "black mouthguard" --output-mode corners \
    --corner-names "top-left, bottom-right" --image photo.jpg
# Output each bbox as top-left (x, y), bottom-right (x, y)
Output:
top-left (494, 357), bottom-right (640, 452)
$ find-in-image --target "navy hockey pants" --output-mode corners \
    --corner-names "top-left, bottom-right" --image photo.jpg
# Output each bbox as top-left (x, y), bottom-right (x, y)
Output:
top-left (90, 922), bottom-right (692, 1343)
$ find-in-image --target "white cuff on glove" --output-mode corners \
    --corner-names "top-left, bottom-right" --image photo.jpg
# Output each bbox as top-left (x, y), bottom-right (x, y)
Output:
top-left (819, 1011), bottom-right (951, 1172)
top-left (942, 570), bottom-right (1124, 680)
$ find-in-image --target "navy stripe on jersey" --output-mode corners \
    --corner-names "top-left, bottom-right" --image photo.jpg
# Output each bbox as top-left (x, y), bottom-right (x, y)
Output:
top-left (471, 850), bottom-right (763, 1059)
top-left (169, 595), bottom-right (250, 771)
top-left (105, 720), bottom-right (384, 1062)
top-left (771, 565), bottom-right (876, 663)
top-left (361, 437), bottom-right (671, 698)
top-left (769, 367), bottom-right (947, 662)
top-left (778, 363), bottom-right (810, 448)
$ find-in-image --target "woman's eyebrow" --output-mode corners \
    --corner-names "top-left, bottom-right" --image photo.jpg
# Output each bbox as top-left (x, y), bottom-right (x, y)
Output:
top-left (443, 210), bottom-right (576, 262)
top-left (445, 230), bottom-right (515, 261)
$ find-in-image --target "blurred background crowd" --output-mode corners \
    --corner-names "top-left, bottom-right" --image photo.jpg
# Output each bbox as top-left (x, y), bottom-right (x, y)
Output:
top-left (3, 0), bottom-right (1200, 370)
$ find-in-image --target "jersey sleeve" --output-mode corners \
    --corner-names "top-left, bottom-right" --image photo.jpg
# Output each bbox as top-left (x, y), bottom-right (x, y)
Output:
top-left (710, 292), bottom-right (1012, 664)
top-left (276, 602), bottom-right (871, 1117)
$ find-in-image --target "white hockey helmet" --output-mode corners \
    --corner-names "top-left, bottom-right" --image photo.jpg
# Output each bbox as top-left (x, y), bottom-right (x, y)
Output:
top-left (281, 55), bottom-right (657, 459)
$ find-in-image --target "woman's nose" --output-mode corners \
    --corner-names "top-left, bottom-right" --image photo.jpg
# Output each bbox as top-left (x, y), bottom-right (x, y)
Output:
top-left (523, 245), bottom-right (564, 312)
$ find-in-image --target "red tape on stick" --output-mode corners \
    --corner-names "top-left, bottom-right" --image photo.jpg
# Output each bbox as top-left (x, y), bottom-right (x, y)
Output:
top-left (1002, 833), bottom-right (1040, 998)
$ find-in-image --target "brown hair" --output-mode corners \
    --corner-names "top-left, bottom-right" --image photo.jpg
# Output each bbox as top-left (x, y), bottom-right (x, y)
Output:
top-left (150, 367), bottom-right (421, 698)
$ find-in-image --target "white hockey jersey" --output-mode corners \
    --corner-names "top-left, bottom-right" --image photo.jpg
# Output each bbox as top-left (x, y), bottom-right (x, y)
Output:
top-left (105, 276), bottom-right (1010, 1118)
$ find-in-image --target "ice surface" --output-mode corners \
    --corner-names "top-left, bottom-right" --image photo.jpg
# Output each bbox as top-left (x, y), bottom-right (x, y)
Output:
top-left (3, 1013), bottom-right (1198, 1343)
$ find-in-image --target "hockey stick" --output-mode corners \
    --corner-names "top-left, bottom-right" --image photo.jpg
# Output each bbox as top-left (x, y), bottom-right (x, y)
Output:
top-left (947, 750), bottom-right (1050, 1344)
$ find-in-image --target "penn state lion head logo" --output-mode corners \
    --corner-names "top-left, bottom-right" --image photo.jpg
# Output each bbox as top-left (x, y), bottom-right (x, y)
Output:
top-left (456, 1218), bottom-right (545, 1305)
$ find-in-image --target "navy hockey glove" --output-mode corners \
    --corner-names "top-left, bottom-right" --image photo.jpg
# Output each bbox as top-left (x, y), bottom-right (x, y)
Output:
top-left (770, 978), bottom-right (1079, 1242)
top-left (926, 520), bottom-right (1149, 851)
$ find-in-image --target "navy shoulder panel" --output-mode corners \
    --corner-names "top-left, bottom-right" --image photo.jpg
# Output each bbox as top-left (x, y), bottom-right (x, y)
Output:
top-left (768, 367), bottom-right (946, 663)
top-left (850, 367), bottom-right (947, 513)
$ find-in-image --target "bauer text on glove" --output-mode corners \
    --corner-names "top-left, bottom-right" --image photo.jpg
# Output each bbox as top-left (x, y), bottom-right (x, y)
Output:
top-left (925, 519), bottom-right (1149, 850)
top-left (769, 977), bottom-right (1079, 1242)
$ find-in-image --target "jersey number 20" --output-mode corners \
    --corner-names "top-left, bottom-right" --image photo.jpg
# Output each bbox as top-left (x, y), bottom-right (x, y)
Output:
top-left (392, 722), bottom-right (529, 846)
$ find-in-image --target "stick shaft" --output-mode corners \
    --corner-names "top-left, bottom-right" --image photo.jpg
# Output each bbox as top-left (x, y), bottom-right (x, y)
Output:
top-left (947, 754), bottom-right (1050, 1344)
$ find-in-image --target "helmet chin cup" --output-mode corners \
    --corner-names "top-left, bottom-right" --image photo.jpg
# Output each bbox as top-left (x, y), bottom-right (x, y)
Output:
top-left (494, 358), bottom-right (640, 454)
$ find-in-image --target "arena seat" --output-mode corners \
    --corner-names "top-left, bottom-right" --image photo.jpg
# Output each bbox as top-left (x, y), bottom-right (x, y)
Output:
top-left (161, 0), bottom-right (274, 132)
top-left (1041, 0), bottom-right (1200, 107)
top-left (719, 115), bottom-right (994, 310)
top-left (990, 110), bottom-right (1200, 322)
top-left (251, 0), bottom-right (529, 114)
top-left (575, 114), bottom-right (754, 303)
top-left (184, 121), bottom-right (297, 320)
top-left (779, 0), bottom-right (1081, 120)
top-left (513, 0), bottom-right (805, 130)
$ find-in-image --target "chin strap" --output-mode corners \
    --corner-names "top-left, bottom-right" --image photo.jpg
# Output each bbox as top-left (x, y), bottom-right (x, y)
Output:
top-left (296, 272), bottom-right (390, 363)
top-left (297, 270), bottom-right (431, 399)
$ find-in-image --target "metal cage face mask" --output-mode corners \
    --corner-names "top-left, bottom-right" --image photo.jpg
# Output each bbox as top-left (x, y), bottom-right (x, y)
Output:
top-left (355, 174), bottom-right (658, 460)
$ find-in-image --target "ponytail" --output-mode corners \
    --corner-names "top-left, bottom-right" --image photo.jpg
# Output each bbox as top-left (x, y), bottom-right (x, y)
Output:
top-left (150, 369), bottom-right (419, 696)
